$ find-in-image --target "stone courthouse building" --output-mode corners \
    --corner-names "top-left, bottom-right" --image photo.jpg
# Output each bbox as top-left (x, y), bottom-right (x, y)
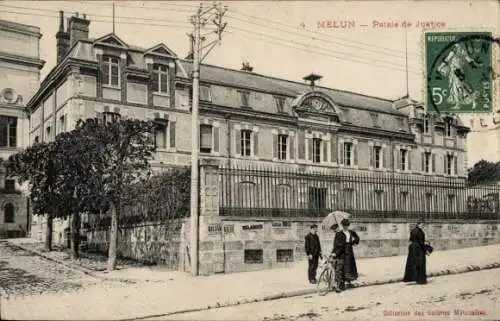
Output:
top-left (0, 19), bottom-right (44, 238)
top-left (26, 12), bottom-right (495, 273)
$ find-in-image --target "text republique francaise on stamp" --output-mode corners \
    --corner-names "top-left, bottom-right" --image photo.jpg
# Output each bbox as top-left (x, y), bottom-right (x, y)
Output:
top-left (425, 31), bottom-right (498, 114)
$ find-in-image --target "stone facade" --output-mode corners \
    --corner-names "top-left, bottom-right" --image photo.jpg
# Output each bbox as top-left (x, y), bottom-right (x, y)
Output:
top-left (0, 19), bottom-right (44, 237)
top-left (25, 13), bottom-right (480, 271)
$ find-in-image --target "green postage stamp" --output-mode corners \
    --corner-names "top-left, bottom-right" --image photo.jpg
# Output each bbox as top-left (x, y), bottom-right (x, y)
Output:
top-left (425, 31), bottom-right (497, 114)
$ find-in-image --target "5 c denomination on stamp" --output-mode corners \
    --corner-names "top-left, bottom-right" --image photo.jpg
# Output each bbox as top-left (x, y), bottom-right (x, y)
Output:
top-left (425, 32), bottom-right (498, 114)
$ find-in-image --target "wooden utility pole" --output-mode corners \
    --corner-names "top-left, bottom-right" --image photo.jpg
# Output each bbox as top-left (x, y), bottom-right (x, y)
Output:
top-left (189, 2), bottom-right (227, 277)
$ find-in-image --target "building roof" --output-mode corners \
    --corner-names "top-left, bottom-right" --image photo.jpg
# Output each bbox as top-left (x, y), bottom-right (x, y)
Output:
top-left (178, 60), bottom-right (404, 115)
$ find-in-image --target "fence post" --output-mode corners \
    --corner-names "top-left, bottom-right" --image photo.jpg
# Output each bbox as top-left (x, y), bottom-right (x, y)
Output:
top-left (197, 159), bottom-right (224, 275)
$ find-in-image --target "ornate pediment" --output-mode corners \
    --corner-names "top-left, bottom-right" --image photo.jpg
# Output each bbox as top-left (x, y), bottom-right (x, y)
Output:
top-left (93, 33), bottom-right (129, 49)
top-left (145, 43), bottom-right (178, 58)
top-left (291, 91), bottom-right (341, 123)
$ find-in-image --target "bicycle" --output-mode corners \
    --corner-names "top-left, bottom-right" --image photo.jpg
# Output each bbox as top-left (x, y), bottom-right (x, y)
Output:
top-left (316, 254), bottom-right (336, 296)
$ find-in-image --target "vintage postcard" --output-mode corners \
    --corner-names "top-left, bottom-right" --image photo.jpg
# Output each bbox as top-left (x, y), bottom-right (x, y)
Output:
top-left (0, 0), bottom-right (499, 320)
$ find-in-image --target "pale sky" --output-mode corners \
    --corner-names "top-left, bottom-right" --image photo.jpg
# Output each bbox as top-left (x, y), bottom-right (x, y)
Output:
top-left (1, 0), bottom-right (499, 101)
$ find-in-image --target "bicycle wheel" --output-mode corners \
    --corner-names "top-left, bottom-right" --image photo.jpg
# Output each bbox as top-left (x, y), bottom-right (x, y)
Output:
top-left (317, 268), bottom-right (332, 296)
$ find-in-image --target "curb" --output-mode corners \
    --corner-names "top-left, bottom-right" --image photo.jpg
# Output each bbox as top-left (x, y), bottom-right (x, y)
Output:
top-left (4, 241), bottom-right (172, 284)
top-left (122, 261), bottom-right (500, 321)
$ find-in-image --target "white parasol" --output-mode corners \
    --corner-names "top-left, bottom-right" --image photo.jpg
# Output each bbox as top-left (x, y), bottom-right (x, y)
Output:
top-left (321, 210), bottom-right (351, 230)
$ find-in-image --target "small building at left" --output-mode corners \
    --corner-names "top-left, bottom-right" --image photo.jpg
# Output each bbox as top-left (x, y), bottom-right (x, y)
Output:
top-left (0, 19), bottom-right (45, 238)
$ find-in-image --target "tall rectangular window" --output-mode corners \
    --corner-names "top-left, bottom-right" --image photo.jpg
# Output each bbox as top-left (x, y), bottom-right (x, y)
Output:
top-left (0, 116), bottom-right (17, 148)
top-left (152, 65), bottom-right (169, 94)
top-left (312, 138), bottom-right (322, 163)
top-left (374, 146), bottom-right (382, 169)
top-left (239, 91), bottom-right (250, 107)
top-left (343, 142), bottom-right (353, 166)
top-left (240, 130), bottom-right (252, 156)
top-left (154, 121), bottom-right (168, 149)
top-left (102, 112), bottom-right (121, 124)
top-left (103, 56), bottom-right (120, 87)
top-left (200, 124), bottom-right (213, 153)
top-left (424, 152), bottom-right (432, 173)
top-left (446, 154), bottom-right (454, 175)
top-left (278, 134), bottom-right (288, 160)
top-left (400, 149), bottom-right (407, 171)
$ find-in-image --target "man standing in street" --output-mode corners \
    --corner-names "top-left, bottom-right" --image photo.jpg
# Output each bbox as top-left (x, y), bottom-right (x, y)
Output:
top-left (305, 224), bottom-right (322, 284)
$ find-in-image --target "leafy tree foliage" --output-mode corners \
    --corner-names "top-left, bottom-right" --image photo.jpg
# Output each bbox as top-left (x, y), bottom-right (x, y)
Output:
top-left (467, 160), bottom-right (500, 186)
top-left (74, 117), bottom-right (156, 270)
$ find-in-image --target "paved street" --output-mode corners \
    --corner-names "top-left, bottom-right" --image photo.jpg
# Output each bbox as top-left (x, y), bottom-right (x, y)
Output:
top-left (0, 241), bottom-right (98, 297)
top-left (158, 268), bottom-right (500, 321)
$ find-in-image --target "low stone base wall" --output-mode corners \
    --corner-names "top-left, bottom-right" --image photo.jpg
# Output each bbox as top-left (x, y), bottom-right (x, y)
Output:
top-left (195, 217), bottom-right (500, 275)
top-left (86, 219), bottom-right (187, 269)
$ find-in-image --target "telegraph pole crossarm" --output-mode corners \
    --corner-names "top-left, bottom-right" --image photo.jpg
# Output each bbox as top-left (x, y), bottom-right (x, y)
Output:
top-left (189, 2), bottom-right (228, 277)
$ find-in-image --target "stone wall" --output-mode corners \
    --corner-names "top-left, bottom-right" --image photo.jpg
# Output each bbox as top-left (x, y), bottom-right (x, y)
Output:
top-left (195, 218), bottom-right (500, 275)
top-left (86, 219), bottom-right (187, 269)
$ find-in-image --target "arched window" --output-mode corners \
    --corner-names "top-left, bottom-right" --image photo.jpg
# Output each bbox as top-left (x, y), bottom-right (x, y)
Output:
top-left (4, 203), bottom-right (15, 223)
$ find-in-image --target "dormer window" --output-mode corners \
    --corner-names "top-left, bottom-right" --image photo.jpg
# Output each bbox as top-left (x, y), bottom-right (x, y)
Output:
top-left (445, 119), bottom-right (453, 137)
top-left (152, 65), bottom-right (169, 94)
top-left (423, 115), bottom-right (430, 134)
top-left (275, 97), bottom-right (286, 113)
top-left (238, 91), bottom-right (250, 108)
top-left (103, 56), bottom-right (120, 87)
top-left (200, 85), bottom-right (212, 102)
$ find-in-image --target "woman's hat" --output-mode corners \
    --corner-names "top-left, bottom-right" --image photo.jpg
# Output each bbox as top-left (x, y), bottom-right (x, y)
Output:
top-left (310, 224), bottom-right (318, 229)
top-left (330, 223), bottom-right (339, 230)
top-left (340, 218), bottom-right (350, 226)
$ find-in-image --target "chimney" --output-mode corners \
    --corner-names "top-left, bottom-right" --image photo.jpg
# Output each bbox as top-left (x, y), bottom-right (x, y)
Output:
top-left (56, 11), bottom-right (70, 63)
top-left (241, 61), bottom-right (253, 72)
top-left (67, 12), bottom-right (90, 48)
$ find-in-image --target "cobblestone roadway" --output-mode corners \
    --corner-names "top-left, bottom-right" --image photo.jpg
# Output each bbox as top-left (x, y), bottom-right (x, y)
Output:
top-left (0, 242), bottom-right (97, 298)
top-left (158, 269), bottom-right (500, 321)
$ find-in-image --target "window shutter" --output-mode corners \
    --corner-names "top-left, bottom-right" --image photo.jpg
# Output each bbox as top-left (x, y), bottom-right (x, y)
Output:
top-left (213, 127), bottom-right (220, 153)
top-left (421, 152), bottom-right (425, 171)
top-left (432, 154), bottom-right (436, 172)
top-left (353, 142), bottom-right (358, 166)
top-left (384, 147), bottom-right (390, 169)
top-left (235, 129), bottom-right (241, 155)
top-left (289, 135), bottom-right (295, 160)
top-left (369, 145), bottom-right (374, 167)
top-left (307, 138), bottom-right (313, 161)
top-left (444, 154), bottom-right (448, 174)
top-left (454, 155), bottom-right (458, 175)
top-left (273, 133), bottom-right (278, 159)
top-left (169, 121), bottom-right (176, 148)
top-left (297, 131), bottom-right (305, 159)
top-left (338, 142), bottom-right (344, 165)
top-left (408, 149), bottom-right (412, 170)
top-left (323, 140), bottom-right (328, 162)
top-left (330, 136), bottom-right (337, 163)
top-left (253, 131), bottom-right (258, 156)
top-left (97, 55), bottom-right (104, 97)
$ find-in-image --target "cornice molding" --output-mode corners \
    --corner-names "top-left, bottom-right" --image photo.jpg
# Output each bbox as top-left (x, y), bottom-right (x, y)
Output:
top-left (0, 51), bottom-right (45, 69)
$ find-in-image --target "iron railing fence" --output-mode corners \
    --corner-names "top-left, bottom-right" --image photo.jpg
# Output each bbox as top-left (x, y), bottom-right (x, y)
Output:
top-left (219, 165), bottom-right (500, 220)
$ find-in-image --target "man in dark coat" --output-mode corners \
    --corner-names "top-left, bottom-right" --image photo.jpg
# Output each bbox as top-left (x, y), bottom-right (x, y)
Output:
top-left (403, 221), bottom-right (428, 284)
top-left (305, 224), bottom-right (322, 284)
top-left (331, 222), bottom-right (347, 292)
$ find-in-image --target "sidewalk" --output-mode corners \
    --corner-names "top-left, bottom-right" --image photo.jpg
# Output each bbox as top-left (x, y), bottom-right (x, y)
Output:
top-left (2, 242), bottom-right (500, 321)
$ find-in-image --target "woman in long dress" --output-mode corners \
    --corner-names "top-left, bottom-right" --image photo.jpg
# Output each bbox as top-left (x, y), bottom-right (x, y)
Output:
top-left (403, 221), bottom-right (427, 284)
top-left (340, 218), bottom-right (360, 287)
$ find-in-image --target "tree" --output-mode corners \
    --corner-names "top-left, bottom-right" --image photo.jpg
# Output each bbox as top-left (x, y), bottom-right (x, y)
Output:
top-left (74, 118), bottom-right (156, 270)
top-left (6, 142), bottom-right (64, 251)
top-left (467, 160), bottom-right (500, 186)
